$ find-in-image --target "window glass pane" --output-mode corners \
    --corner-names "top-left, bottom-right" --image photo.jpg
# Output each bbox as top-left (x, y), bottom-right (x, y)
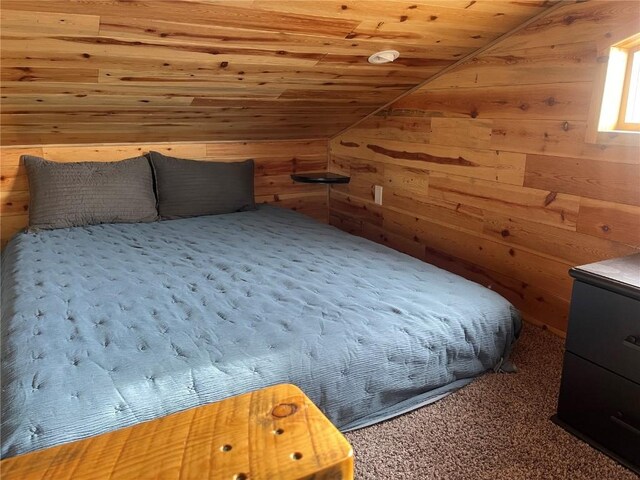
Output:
top-left (624, 50), bottom-right (640, 124)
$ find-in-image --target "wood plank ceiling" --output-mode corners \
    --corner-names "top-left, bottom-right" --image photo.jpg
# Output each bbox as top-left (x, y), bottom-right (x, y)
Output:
top-left (0, 0), bottom-right (558, 145)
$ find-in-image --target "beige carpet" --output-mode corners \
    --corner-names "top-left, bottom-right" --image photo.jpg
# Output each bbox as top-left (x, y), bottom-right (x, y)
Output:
top-left (346, 323), bottom-right (636, 480)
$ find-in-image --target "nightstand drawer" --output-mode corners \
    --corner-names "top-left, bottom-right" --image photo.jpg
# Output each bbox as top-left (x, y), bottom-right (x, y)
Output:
top-left (566, 281), bottom-right (640, 384)
top-left (557, 353), bottom-right (640, 468)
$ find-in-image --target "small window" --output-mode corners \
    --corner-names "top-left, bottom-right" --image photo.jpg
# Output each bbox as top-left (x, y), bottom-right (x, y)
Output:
top-left (619, 45), bottom-right (640, 130)
top-left (598, 34), bottom-right (640, 133)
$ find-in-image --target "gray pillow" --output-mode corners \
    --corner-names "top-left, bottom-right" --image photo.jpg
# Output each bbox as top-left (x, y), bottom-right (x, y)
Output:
top-left (148, 151), bottom-right (255, 219)
top-left (23, 155), bottom-right (158, 230)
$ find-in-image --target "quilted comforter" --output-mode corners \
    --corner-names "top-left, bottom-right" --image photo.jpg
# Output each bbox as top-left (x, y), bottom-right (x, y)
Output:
top-left (1, 206), bottom-right (520, 458)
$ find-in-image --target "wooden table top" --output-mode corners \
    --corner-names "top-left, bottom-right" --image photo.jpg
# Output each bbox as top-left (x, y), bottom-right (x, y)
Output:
top-left (0, 384), bottom-right (354, 480)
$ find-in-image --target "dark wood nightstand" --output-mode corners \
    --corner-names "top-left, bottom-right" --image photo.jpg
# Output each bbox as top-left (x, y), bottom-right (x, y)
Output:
top-left (553, 253), bottom-right (640, 474)
top-left (291, 172), bottom-right (350, 184)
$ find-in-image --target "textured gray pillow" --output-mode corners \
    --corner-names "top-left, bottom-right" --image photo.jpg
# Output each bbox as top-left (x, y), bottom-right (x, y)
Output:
top-left (148, 151), bottom-right (255, 219)
top-left (23, 155), bottom-right (158, 230)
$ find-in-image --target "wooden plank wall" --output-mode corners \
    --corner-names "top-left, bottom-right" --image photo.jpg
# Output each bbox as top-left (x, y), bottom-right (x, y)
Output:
top-left (0, 0), bottom-right (556, 145)
top-left (0, 139), bottom-right (328, 247)
top-left (328, 1), bottom-right (640, 335)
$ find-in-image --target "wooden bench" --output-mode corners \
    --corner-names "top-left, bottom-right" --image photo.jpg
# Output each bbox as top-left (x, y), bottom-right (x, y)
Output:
top-left (1, 384), bottom-right (354, 479)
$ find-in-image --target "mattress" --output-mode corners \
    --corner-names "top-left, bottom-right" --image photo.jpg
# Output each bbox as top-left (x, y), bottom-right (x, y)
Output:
top-left (1, 205), bottom-right (521, 458)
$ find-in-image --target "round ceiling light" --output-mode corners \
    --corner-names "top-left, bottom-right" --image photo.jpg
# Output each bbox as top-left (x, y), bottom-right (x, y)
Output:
top-left (368, 50), bottom-right (400, 64)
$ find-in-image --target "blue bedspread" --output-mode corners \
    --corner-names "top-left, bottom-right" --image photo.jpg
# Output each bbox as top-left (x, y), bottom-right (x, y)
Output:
top-left (1, 206), bottom-right (520, 458)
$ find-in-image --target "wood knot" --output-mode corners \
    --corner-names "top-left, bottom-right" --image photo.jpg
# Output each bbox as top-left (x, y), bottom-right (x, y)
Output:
top-left (601, 224), bottom-right (610, 232)
top-left (500, 229), bottom-right (510, 237)
top-left (544, 191), bottom-right (557, 207)
top-left (272, 403), bottom-right (298, 418)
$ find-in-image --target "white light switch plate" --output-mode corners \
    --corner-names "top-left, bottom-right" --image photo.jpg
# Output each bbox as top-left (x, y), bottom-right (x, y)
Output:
top-left (374, 185), bottom-right (383, 205)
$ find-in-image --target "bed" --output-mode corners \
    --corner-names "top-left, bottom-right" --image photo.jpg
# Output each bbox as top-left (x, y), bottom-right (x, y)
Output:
top-left (1, 205), bottom-right (521, 458)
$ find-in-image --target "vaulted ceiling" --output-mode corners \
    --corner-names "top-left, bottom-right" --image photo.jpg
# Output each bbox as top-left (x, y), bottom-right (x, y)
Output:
top-left (0, 0), bottom-right (558, 145)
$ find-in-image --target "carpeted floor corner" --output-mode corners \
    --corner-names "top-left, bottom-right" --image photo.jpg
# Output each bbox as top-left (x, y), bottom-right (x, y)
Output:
top-left (346, 323), bottom-right (636, 480)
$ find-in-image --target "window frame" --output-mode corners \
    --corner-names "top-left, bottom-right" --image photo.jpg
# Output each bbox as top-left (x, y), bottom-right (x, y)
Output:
top-left (584, 29), bottom-right (640, 148)
top-left (617, 43), bottom-right (640, 132)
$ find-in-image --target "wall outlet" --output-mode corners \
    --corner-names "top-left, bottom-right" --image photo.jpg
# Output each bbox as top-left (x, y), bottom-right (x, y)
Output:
top-left (374, 185), bottom-right (383, 205)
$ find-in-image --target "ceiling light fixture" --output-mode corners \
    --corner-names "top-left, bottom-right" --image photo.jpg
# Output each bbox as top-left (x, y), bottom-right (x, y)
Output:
top-left (368, 50), bottom-right (400, 64)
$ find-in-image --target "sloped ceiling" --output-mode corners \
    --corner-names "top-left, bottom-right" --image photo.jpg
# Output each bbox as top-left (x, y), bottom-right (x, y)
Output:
top-left (1, 0), bottom-right (558, 145)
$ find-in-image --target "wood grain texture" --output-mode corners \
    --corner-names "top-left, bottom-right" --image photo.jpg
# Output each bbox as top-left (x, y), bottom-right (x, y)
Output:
top-left (0, 383), bottom-right (354, 480)
top-left (524, 154), bottom-right (640, 206)
top-left (0, 0), bottom-right (558, 145)
top-left (576, 198), bottom-right (640, 246)
top-left (0, 139), bottom-right (329, 247)
top-left (328, 0), bottom-right (640, 334)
